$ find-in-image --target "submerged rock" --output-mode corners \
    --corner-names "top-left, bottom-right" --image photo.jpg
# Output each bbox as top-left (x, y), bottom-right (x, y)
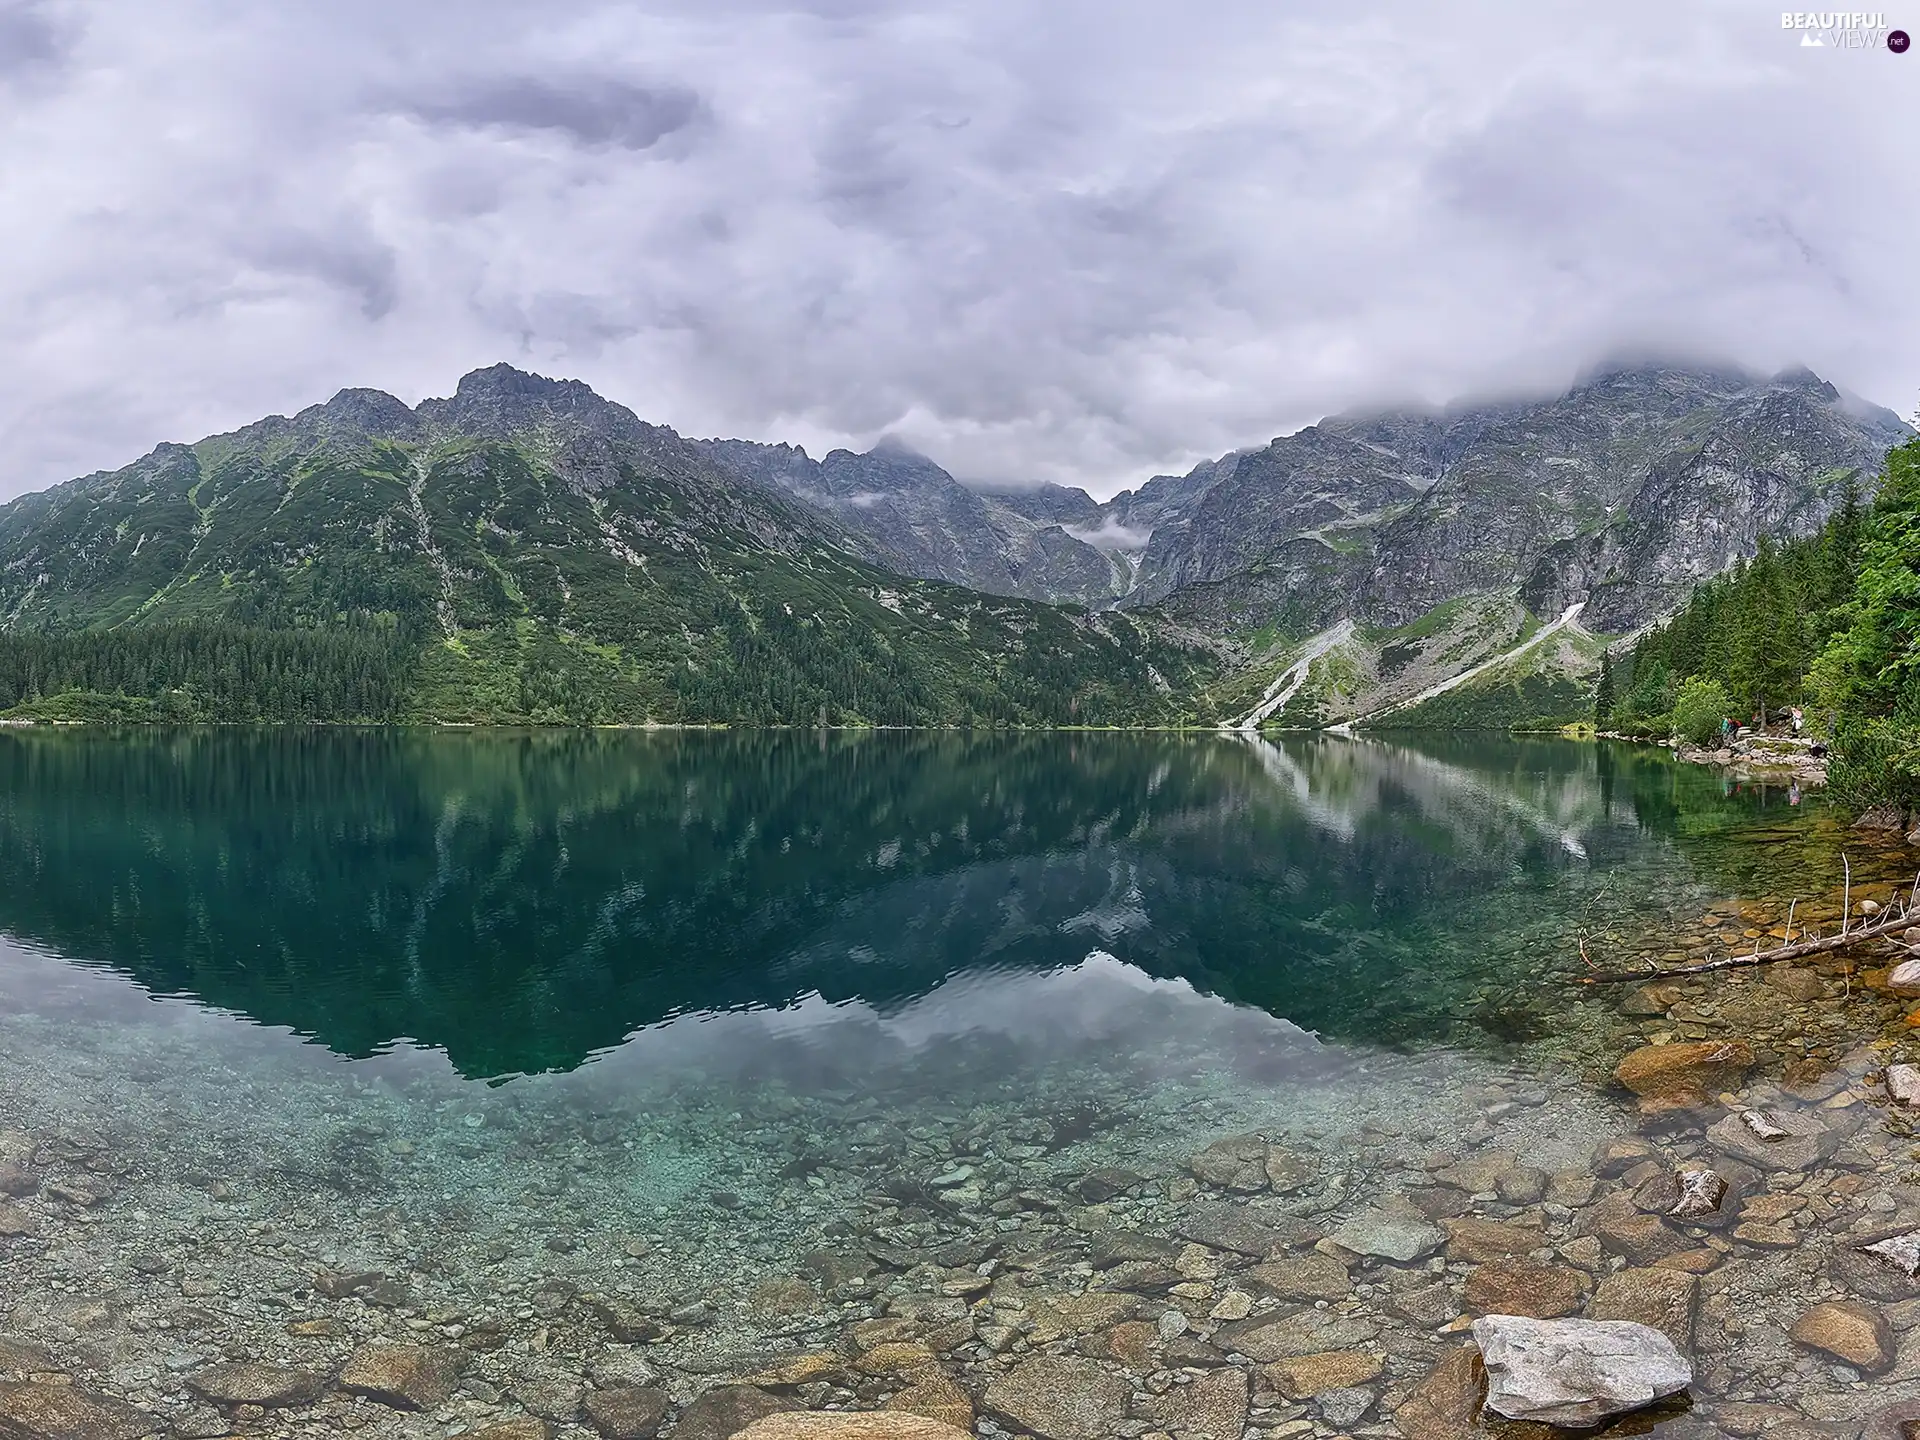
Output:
top-left (1669, 1166), bottom-right (1728, 1219)
top-left (0, 1381), bottom-right (162, 1440)
top-left (673, 1388), bottom-right (797, 1440)
top-left (1473, 1315), bottom-right (1692, 1426)
top-left (1188, 1132), bottom-right (1317, 1194)
top-left (1261, 1350), bottom-right (1385, 1399)
top-left (582, 1386), bottom-right (670, 1440)
top-left (735, 1416), bottom-right (971, 1439)
top-left (1464, 1260), bottom-right (1587, 1319)
top-left (981, 1356), bottom-right (1128, 1440)
top-left (1707, 1108), bottom-right (1843, 1172)
top-left (338, 1344), bottom-right (468, 1411)
top-left (1790, 1300), bottom-right (1895, 1374)
top-left (1614, 1040), bottom-right (1754, 1111)
top-left (1176, 1202), bottom-right (1293, 1257)
top-left (1585, 1268), bottom-right (1699, 1354)
top-left (1245, 1253), bottom-right (1351, 1302)
top-left (184, 1362), bottom-right (328, 1408)
top-left (1328, 1199), bottom-right (1445, 1262)
top-left (1144, 1366), bottom-right (1249, 1440)
top-left (1392, 1347), bottom-right (1487, 1440)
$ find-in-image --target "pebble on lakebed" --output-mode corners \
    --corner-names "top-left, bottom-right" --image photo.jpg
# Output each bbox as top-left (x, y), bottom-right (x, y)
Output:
top-left (7, 861), bottom-right (1920, 1440)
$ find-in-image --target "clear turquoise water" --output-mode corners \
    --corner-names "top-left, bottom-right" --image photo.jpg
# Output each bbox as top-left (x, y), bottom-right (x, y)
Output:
top-left (0, 729), bottom-right (1875, 1433)
top-left (0, 730), bottom-right (1807, 1077)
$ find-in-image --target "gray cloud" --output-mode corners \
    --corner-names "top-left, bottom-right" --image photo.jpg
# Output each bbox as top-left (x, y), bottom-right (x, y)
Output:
top-left (401, 75), bottom-right (702, 150)
top-left (0, 1), bottom-right (68, 79)
top-left (0, 0), bottom-right (1914, 502)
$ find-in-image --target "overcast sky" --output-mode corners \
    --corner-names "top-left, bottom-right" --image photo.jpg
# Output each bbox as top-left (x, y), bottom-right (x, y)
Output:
top-left (0, 0), bottom-right (1914, 501)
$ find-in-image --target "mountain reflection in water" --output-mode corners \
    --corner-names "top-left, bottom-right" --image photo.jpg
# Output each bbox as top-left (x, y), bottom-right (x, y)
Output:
top-left (0, 729), bottom-right (1800, 1077)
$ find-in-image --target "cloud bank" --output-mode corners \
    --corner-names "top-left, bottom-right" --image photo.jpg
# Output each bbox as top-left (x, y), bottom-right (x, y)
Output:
top-left (0, 0), bottom-right (1913, 500)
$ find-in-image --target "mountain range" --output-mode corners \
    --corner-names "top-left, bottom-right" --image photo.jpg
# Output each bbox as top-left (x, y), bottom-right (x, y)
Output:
top-left (0, 360), bottom-right (1906, 727)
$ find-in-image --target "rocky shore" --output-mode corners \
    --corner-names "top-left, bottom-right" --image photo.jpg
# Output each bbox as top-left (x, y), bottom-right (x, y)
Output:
top-left (8, 854), bottom-right (1920, 1440)
top-left (1670, 735), bottom-right (1827, 787)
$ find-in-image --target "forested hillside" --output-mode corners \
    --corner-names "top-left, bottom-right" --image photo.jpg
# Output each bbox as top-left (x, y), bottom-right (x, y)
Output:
top-left (1603, 434), bottom-right (1920, 811)
top-left (0, 368), bottom-right (1222, 727)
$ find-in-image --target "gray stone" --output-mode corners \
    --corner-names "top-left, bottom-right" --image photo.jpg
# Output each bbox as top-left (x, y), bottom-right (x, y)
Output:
top-left (1215, 1307), bottom-right (1379, 1362)
top-left (1175, 1202), bottom-right (1290, 1258)
top-left (1889, 1065), bottom-right (1920, 1108)
top-left (1191, 1134), bottom-right (1278, 1192)
top-left (1707, 1108), bottom-right (1842, 1172)
top-left (1317, 1387), bottom-right (1377, 1429)
top-left (1863, 1231), bottom-right (1920, 1278)
top-left (1329, 1200), bottom-right (1445, 1263)
top-left (1473, 1316), bottom-right (1693, 1427)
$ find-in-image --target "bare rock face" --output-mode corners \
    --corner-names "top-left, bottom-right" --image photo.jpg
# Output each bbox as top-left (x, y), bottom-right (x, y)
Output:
top-left (1790, 1301), bottom-right (1895, 1374)
top-left (1473, 1316), bottom-right (1693, 1426)
top-left (1613, 1040), bottom-right (1755, 1111)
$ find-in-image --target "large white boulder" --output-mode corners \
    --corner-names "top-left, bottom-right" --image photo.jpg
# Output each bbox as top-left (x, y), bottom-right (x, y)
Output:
top-left (1473, 1315), bottom-right (1692, 1426)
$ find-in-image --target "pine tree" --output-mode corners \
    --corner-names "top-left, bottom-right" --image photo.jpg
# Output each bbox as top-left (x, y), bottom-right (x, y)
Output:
top-left (1594, 650), bottom-right (1615, 722)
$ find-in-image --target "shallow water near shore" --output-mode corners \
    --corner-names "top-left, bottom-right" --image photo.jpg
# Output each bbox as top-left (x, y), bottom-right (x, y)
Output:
top-left (3, 729), bottom-right (1919, 1440)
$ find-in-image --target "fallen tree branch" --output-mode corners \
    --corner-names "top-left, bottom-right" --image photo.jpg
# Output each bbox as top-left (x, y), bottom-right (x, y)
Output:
top-left (1581, 883), bottom-right (1917, 984)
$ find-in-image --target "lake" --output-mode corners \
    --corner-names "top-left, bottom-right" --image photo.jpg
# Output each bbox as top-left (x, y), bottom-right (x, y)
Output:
top-left (0, 729), bottom-right (1911, 1439)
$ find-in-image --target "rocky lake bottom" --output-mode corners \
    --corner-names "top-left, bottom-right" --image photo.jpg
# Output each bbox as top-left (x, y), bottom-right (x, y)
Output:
top-left (4, 732), bottom-right (1920, 1440)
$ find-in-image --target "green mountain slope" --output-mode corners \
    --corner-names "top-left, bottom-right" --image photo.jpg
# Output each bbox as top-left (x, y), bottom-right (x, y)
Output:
top-left (0, 368), bottom-right (1222, 726)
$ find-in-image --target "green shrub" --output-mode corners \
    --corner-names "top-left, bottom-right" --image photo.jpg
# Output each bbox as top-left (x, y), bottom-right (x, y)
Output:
top-left (1671, 677), bottom-right (1733, 747)
top-left (1829, 715), bottom-right (1920, 813)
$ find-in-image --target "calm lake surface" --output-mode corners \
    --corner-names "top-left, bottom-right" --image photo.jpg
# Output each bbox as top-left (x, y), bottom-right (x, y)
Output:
top-left (0, 730), bottom-right (1910, 1439)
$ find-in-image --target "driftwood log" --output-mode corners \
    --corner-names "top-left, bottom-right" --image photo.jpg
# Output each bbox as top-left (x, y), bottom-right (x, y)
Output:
top-left (1581, 864), bottom-right (1919, 985)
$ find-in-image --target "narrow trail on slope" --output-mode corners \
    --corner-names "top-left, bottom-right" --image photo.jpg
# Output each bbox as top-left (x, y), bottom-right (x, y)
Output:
top-left (1227, 620), bottom-right (1355, 731)
top-left (1335, 601), bottom-right (1587, 732)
